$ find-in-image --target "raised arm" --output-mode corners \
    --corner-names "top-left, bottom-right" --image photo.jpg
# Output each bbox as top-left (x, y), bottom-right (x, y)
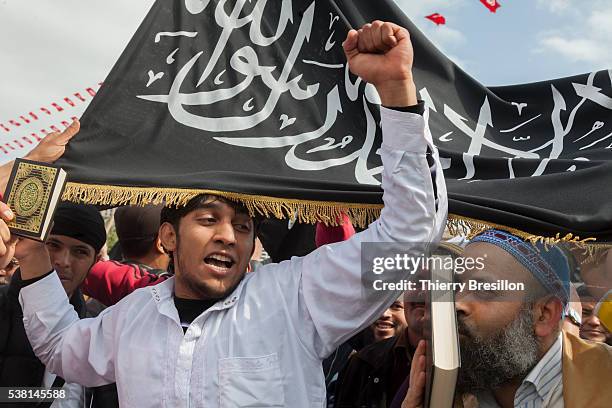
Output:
top-left (269, 22), bottom-right (447, 358)
top-left (12, 213), bottom-right (118, 386)
top-left (0, 120), bottom-right (79, 193)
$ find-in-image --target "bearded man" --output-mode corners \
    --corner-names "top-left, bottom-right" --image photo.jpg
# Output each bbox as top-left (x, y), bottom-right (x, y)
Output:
top-left (400, 229), bottom-right (612, 408)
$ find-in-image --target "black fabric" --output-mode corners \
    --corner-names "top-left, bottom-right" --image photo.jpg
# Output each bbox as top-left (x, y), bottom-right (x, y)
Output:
top-left (257, 218), bottom-right (317, 263)
top-left (19, 269), bottom-right (54, 287)
top-left (323, 341), bottom-right (356, 408)
top-left (88, 383), bottom-right (120, 408)
top-left (334, 335), bottom-right (410, 408)
top-left (174, 296), bottom-right (217, 330)
top-left (385, 102), bottom-right (425, 115)
top-left (57, 0), bottom-right (612, 241)
top-left (52, 202), bottom-right (107, 252)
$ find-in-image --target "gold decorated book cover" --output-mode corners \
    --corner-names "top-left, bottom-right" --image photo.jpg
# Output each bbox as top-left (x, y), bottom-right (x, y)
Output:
top-left (3, 158), bottom-right (67, 241)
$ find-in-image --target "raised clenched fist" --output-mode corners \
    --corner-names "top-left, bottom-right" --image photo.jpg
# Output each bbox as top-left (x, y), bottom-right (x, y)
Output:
top-left (343, 21), bottom-right (416, 107)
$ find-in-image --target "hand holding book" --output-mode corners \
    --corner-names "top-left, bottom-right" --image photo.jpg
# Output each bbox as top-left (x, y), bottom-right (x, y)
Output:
top-left (0, 199), bottom-right (52, 279)
top-left (0, 201), bottom-right (18, 270)
top-left (0, 119), bottom-right (79, 194)
top-left (401, 340), bottom-right (427, 408)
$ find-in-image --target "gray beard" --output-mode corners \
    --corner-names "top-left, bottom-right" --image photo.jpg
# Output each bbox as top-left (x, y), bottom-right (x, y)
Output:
top-left (456, 305), bottom-right (540, 394)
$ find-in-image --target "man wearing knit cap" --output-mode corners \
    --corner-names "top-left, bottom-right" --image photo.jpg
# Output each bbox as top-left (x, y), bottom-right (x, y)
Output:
top-left (44, 202), bottom-right (107, 296)
top-left (0, 202), bottom-right (113, 407)
top-left (400, 228), bottom-right (612, 408)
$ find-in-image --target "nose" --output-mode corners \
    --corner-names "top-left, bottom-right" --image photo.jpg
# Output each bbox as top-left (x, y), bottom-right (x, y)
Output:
top-left (53, 248), bottom-right (71, 271)
top-left (584, 314), bottom-right (601, 328)
top-left (380, 308), bottom-right (392, 320)
top-left (213, 221), bottom-right (237, 246)
top-left (455, 294), bottom-right (470, 319)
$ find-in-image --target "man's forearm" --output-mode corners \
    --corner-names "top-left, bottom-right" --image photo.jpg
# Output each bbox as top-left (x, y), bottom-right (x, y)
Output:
top-left (376, 78), bottom-right (418, 108)
top-left (18, 243), bottom-right (53, 280)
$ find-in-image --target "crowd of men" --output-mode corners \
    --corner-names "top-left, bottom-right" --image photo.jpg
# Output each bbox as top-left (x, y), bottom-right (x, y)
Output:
top-left (0, 20), bottom-right (610, 408)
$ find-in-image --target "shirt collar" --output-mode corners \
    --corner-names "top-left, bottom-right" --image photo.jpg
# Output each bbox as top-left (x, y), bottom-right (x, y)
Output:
top-left (516, 333), bottom-right (563, 405)
top-left (149, 274), bottom-right (250, 323)
top-left (474, 334), bottom-right (563, 408)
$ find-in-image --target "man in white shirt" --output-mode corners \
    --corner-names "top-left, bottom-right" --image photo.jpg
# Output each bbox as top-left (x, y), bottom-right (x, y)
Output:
top-left (1, 21), bottom-right (447, 407)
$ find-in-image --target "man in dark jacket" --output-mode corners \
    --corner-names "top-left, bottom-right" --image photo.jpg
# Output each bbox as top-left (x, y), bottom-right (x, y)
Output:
top-left (333, 292), bottom-right (425, 408)
top-left (0, 202), bottom-right (117, 408)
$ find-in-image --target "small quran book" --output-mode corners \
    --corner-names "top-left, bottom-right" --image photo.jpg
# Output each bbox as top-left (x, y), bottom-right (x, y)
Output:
top-left (423, 250), bottom-right (460, 408)
top-left (3, 158), bottom-right (67, 241)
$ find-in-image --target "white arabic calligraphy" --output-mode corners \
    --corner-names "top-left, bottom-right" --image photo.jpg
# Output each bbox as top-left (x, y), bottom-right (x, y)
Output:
top-left (499, 114), bottom-right (541, 133)
top-left (439, 132), bottom-right (453, 142)
top-left (512, 135), bottom-right (531, 141)
top-left (166, 48), bottom-right (179, 64)
top-left (579, 131), bottom-right (612, 150)
top-left (146, 70), bottom-right (164, 87)
top-left (574, 121), bottom-right (604, 142)
top-left (279, 114), bottom-right (296, 130)
top-left (139, 1), bottom-right (318, 132)
top-left (139, 2), bottom-right (612, 185)
top-left (154, 31), bottom-right (198, 43)
top-left (511, 102), bottom-right (527, 115)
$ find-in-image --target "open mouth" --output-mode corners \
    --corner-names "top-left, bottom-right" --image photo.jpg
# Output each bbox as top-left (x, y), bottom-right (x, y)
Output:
top-left (374, 321), bottom-right (395, 330)
top-left (204, 253), bottom-right (235, 272)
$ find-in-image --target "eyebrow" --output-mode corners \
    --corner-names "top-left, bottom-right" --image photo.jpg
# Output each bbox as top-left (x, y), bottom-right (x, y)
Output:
top-left (193, 204), bottom-right (252, 220)
top-left (72, 245), bottom-right (93, 253)
top-left (47, 238), bottom-right (93, 253)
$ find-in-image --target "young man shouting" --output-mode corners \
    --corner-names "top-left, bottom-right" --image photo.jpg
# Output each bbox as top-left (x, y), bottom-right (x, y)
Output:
top-left (3, 21), bottom-right (446, 407)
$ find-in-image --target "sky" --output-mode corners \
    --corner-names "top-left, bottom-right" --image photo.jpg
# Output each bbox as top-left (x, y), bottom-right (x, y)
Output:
top-left (397, 0), bottom-right (612, 85)
top-left (0, 0), bottom-right (610, 161)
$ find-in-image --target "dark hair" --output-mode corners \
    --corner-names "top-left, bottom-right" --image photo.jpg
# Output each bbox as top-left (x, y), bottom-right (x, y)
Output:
top-left (160, 195), bottom-right (258, 264)
top-left (120, 236), bottom-right (158, 259)
top-left (576, 284), bottom-right (596, 300)
top-left (161, 194), bottom-right (253, 229)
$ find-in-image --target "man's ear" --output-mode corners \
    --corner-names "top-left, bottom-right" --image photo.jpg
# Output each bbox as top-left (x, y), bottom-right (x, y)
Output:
top-left (534, 296), bottom-right (564, 338)
top-left (159, 222), bottom-right (177, 252)
top-left (155, 236), bottom-right (166, 254)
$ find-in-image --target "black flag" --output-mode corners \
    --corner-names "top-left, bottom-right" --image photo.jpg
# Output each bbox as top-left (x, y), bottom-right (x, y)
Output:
top-left (58, 0), bottom-right (612, 242)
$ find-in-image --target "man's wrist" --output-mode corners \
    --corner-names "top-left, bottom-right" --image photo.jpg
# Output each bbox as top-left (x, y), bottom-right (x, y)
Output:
top-left (18, 244), bottom-right (52, 280)
top-left (375, 78), bottom-right (418, 107)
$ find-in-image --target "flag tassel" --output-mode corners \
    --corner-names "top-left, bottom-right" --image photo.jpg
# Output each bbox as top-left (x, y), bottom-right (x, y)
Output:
top-left (62, 182), bottom-right (382, 228)
top-left (446, 214), bottom-right (601, 247)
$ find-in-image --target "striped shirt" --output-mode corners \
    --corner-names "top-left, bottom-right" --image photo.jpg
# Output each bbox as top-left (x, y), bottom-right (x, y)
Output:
top-left (477, 334), bottom-right (564, 408)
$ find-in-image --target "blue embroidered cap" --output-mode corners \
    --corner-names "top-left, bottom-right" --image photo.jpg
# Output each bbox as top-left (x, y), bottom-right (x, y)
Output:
top-left (471, 229), bottom-right (570, 306)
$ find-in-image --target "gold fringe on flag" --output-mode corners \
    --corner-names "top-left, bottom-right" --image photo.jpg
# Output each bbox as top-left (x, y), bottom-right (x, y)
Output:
top-left (446, 213), bottom-right (611, 263)
top-left (62, 182), bottom-right (383, 228)
top-left (446, 213), bottom-right (599, 245)
top-left (62, 182), bottom-right (610, 257)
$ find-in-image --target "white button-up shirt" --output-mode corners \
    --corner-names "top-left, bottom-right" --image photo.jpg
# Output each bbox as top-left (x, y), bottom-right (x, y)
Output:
top-left (20, 107), bottom-right (447, 407)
